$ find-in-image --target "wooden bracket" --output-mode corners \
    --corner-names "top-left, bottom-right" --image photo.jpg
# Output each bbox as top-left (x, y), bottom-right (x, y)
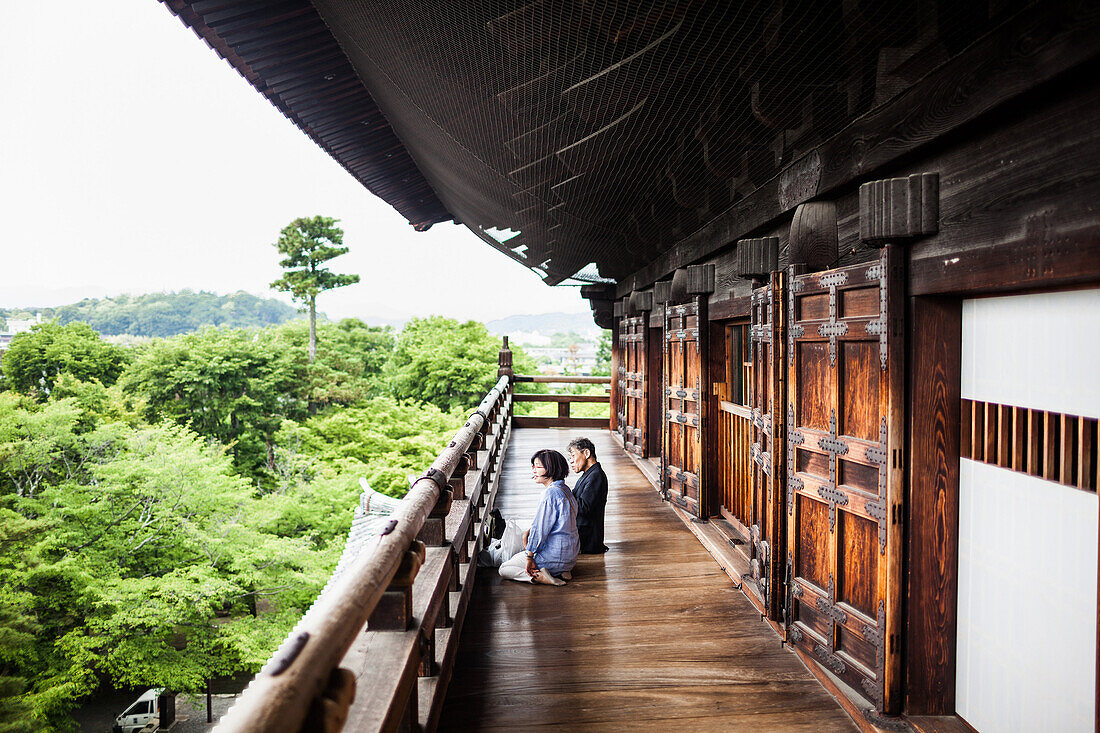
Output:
top-left (369, 541), bottom-right (426, 631)
top-left (417, 490), bottom-right (453, 546)
top-left (735, 236), bottom-right (779, 279)
top-left (301, 667), bottom-right (357, 733)
top-left (859, 173), bottom-right (939, 244)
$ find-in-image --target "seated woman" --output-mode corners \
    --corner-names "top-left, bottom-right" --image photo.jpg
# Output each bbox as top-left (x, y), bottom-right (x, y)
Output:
top-left (498, 449), bottom-right (579, 586)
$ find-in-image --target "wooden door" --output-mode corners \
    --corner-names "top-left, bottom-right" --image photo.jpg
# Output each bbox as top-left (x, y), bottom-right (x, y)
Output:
top-left (785, 247), bottom-right (904, 713)
top-left (664, 298), bottom-right (706, 517)
top-left (750, 271), bottom-right (785, 620)
top-left (615, 323), bottom-right (627, 438)
top-left (621, 314), bottom-right (648, 455)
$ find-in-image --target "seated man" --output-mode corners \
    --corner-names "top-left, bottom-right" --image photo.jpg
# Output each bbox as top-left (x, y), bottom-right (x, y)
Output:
top-left (567, 437), bottom-right (609, 554)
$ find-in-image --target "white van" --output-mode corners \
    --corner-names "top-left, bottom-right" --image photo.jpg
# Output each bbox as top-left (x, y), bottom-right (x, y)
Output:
top-left (112, 688), bottom-right (162, 733)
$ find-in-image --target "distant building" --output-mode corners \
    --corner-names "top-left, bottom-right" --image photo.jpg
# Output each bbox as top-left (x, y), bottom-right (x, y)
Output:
top-left (0, 313), bottom-right (42, 352)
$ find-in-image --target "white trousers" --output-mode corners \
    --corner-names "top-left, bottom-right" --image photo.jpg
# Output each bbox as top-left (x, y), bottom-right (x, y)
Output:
top-left (498, 551), bottom-right (535, 582)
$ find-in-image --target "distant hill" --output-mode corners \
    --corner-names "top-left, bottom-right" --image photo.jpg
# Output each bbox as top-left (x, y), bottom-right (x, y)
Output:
top-left (1, 291), bottom-right (305, 338)
top-left (485, 312), bottom-right (601, 338)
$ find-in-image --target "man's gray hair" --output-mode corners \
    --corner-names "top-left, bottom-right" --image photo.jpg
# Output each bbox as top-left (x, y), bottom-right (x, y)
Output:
top-left (567, 437), bottom-right (597, 460)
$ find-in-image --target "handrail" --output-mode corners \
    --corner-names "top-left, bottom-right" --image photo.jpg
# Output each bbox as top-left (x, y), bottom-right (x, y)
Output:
top-left (513, 372), bottom-right (611, 429)
top-left (216, 374), bottom-right (513, 732)
top-left (514, 374), bottom-right (610, 384)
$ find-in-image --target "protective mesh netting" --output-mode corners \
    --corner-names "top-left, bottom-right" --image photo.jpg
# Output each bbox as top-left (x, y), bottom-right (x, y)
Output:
top-left (311, 0), bottom-right (1012, 284)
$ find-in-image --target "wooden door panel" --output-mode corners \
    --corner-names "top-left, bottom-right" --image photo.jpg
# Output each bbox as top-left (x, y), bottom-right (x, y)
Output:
top-left (785, 247), bottom-right (904, 713)
top-left (621, 314), bottom-right (648, 455)
top-left (664, 300), bottom-right (704, 516)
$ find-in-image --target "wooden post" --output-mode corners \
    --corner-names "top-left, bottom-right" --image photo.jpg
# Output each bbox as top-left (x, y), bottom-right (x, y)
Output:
top-left (416, 487), bottom-right (452, 547)
top-left (905, 296), bottom-right (961, 715)
top-left (368, 542), bottom-right (425, 631)
top-left (498, 336), bottom-right (513, 379)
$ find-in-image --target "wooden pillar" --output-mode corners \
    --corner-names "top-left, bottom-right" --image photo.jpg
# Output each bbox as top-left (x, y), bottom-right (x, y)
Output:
top-left (905, 296), bottom-right (962, 715)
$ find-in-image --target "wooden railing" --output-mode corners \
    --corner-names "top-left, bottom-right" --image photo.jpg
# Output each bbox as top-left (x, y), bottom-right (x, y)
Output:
top-left (512, 374), bottom-right (611, 429)
top-left (216, 375), bottom-right (513, 733)
top-left (718, 401), bottom-right (753, 529)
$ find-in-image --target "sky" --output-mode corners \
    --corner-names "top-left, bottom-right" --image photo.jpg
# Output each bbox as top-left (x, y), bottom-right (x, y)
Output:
top-left (0, 1), bottom-right (590, 323)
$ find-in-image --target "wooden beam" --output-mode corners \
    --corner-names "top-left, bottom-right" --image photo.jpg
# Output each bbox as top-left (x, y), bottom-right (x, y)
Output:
top-left (905, 296), bottom-right (961, 716)
top-left (514, 375), bottom-right (611, 384)
top-left (512, 416), bottom-right (609, 429)
top-left (709, 293), bottom-right (751, 321)
top-left (620, 2), bottom-right (1100, 296)
top-left (513, 394), bottom-right (609, 403)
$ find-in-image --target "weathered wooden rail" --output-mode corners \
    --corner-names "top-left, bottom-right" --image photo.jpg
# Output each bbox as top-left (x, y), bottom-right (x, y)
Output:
top-left (215, 375), bottom-right (513, 733)
top-left (513, 374), bottom-right (611, 429)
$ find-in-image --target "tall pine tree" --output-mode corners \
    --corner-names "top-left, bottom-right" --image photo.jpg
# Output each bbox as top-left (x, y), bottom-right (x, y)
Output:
top-left (270, 216), bottom-right (360, 363)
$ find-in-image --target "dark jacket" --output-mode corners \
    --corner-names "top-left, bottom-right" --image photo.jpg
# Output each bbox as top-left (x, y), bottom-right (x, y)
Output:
top-left (571, 462), bottom-right (608, 553)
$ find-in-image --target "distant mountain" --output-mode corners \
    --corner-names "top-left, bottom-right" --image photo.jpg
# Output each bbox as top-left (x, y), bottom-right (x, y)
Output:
top-left (1, 291), bottom-right (305, 338)
top-left (485, 312), bottom-right (601, 338)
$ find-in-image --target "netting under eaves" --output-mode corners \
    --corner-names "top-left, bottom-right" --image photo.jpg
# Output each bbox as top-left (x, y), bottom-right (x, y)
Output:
top-left (311, 0), bottom-right (1022, 285)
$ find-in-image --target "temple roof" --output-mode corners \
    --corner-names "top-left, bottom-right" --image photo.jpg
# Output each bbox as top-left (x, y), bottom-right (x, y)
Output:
top-left (164, 0), bottom-right (991, 287)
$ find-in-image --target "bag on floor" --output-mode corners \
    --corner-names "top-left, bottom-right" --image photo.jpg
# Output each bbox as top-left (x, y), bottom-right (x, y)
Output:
top-left (477, 515), bottom-right (527, 567)
top-left (499, 517), bottom-right (526, 558)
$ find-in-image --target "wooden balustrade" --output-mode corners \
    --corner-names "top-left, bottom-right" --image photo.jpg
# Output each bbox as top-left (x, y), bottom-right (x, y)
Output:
top-left (215, 375), bottom-right (513, 733)
top-left (512, 373), bottom-right (611, 429)
top-left (718, 401), bottom-right (754, 529)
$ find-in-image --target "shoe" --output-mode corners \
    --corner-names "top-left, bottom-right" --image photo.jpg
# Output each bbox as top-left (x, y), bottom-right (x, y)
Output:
top-left (488, 508), bottom-right (506, 539)
top-left (533, 568), bottom-right (565, 586)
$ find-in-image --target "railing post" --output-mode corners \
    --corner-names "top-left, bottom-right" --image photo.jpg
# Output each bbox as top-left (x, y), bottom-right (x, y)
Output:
top-left (497, 336), bottom-right (513, 379)
top-left (368, 541), bottom-right (425, 631)
top-left (363, 540), bottom-right (424, 733)
top-left (416, 478), bottom-right (453, 547)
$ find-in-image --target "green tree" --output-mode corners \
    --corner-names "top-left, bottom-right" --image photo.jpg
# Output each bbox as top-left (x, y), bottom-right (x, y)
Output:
top-left (274, 396), bottom-right (465, 497)
top-left (268, 319), bottom-right (394, 408)
top-left (1, 322), bottom-right (128, 400)
top-left (0, 395), bottom-right (349, 729)
top-left (47, 291), bottom-right (301, 337)
top-left (593, 330), bottom-right (612, 376)
top-left (121, 327), bottom-right (303, 480)
top-left (270, 217), bottom-right (360, 363)
top-left (385, 317), bottom-right (539, 413)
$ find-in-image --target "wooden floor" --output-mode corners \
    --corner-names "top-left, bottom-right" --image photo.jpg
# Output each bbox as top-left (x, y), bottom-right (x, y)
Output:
top-left (439, 428), bottom-right (857, 731)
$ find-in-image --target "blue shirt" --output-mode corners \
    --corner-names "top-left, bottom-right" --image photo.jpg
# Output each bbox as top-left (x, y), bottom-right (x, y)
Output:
top-left (525, 480), bottom-right (580, 573)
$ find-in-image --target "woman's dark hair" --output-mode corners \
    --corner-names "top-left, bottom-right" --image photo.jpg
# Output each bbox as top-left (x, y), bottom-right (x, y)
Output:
top-left (531, 449), bottom-right (569, 481)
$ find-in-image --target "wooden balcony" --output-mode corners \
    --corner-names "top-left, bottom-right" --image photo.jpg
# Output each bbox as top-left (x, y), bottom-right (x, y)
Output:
top-left (214, 375), bottom-right (857, 732)
top-left (440, 427), bottom-right (856, 730)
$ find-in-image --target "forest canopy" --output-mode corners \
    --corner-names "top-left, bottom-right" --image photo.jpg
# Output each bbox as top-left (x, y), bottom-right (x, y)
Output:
top-left (0, 314), bottom-right (542, 731)
top-left (1, 291), bottom-right (302, 338)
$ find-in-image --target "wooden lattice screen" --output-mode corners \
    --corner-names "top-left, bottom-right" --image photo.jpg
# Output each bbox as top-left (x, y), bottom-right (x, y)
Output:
top-left (961, 400), bottom-right (1098, 491)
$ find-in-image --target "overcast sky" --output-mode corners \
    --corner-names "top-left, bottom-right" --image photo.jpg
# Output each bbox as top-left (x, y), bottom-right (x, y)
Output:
top-left (0, 1), bottom-right (590, 323)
